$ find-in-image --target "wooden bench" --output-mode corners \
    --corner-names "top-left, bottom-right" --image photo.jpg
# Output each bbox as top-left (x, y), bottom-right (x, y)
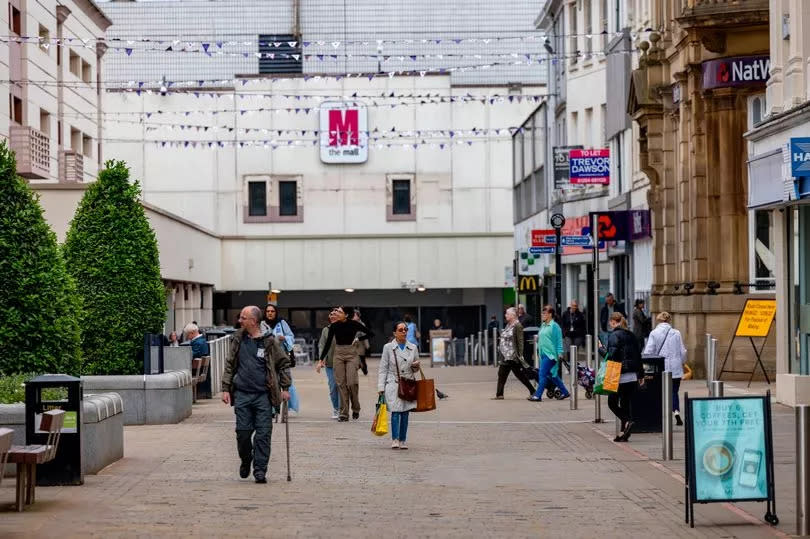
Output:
top-left (0, 428), bottom-right (12, 487)
top-left (7, 410), bottom-right (64, 512)
top-left (191, 356), bottom-right (211, 403)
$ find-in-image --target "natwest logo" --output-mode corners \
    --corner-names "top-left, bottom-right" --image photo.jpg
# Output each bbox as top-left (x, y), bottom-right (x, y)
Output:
top-left (319, 102), bottom-right (368, 163)
top-left (703, 55), bottom-right (770, 90)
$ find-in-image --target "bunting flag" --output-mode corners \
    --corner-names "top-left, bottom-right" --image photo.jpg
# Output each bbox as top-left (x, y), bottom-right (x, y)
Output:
top-left (142, 137), bottom-right (506, 150)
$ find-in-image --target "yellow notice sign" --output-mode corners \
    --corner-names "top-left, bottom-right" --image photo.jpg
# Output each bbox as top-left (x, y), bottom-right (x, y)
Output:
top-left (735, 299), bottom-right (776, 337)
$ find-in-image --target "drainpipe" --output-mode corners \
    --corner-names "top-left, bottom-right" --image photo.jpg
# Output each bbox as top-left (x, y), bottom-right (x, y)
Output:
top-left (96, 40), bottom-right (107, 166)
top-left (56, 6), bottom-right (70, 176)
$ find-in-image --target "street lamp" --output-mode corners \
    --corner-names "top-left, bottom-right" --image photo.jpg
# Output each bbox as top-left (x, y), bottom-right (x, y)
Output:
top-left (401, 280), bottom-right (426, 293)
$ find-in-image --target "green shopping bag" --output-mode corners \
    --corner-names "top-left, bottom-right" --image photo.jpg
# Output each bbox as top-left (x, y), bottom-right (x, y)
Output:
top-left (593, 354), bottom-right (618, 395)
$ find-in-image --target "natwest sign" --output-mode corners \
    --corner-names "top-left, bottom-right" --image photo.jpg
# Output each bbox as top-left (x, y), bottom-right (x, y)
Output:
top-left (569, 149), bottom-right (610, 185)
top-left (702, 55), bottom-right (770, 90)
top-left (319, 101), bottom-right (368, 163)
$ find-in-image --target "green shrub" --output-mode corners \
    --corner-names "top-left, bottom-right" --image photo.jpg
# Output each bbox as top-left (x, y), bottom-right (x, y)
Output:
top-left (0, 373), bottom-right (31, 404)
top-left (0, 142), bottom-right (81, 376)
top-left (63, 161), bottom-right (166, 375)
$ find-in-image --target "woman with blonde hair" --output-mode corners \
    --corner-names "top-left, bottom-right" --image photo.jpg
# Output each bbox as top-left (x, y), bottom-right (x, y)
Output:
top-left (643, 311), bottom-right (687, 425)
top-left (605, 312), bottom-right (643, 442)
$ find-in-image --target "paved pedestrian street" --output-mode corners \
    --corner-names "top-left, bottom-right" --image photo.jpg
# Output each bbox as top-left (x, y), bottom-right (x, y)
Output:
top-left (0, 362), bottom-right (791, 538)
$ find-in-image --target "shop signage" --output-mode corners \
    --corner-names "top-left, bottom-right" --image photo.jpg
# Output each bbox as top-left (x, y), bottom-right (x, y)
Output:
top-left (553, 145), bottom-right (583, 188)
top-left (569, 149), bottom-right (610, 185)
top-left (531, 228), bottom-right (556, 247)
top-left (319, 102), bottom-right (368, 163)
top-left (702, 55), bottom-right (770, 90)
top-left (517, 274), bottom-right (539, 292)
top-left (586, 210), bottom-right (651, 242)
top-left (790, 138), bottom-right (810, 177)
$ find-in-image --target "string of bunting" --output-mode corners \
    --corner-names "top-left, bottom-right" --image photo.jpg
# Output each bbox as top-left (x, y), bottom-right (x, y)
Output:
top-left (143, 137), bottom-right (511, 150)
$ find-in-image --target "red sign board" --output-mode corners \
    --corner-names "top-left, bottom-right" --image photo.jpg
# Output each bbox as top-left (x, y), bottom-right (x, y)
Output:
top-left (531, 229), bottom-right (556, 247)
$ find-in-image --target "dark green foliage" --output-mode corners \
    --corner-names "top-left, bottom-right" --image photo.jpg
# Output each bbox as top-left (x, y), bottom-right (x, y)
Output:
top-left (63, 161), bottom-right (166, 375)
top-left (0, 142), bottom-right (82, 376)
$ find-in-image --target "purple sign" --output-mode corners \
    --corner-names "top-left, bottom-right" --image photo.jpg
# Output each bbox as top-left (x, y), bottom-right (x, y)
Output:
top-left (702, 55), bottom-right (770, 90)
top-left (630, 210), bottom-right (651, 240)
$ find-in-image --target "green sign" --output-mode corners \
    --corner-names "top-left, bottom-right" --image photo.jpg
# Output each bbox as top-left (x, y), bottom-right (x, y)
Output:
top-left (690, 397), bottom-right (768, 501)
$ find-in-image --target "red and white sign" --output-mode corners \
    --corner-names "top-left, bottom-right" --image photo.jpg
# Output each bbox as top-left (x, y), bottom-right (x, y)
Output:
top-left (319, 102), bottom-right (368, 163)
top-left (531, 229), bottom-right (556, 247)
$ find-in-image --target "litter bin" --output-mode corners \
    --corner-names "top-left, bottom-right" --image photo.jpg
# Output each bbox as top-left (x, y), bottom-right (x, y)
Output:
top-left (25, 374), bottom-right (83, 485)
top-left (630, 355), bottom-right (665, 433)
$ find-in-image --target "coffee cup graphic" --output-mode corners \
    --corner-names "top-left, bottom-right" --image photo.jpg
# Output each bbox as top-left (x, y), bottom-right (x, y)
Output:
top-left (702, 441), bottom-right (735, 477)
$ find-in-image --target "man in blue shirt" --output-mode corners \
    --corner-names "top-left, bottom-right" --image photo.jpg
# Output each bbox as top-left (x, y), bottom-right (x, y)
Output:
top-left (184, 323), bottom-right (210, 358)
top-left (404, 314), bottom-right (420, 350)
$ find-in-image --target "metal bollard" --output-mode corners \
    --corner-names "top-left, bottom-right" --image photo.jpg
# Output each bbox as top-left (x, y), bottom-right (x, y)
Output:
top-left (711, 380), bottom-right (724, 398)
top-left (797, 405), bottom-right (810, 536)
top-left (662, 371), bottom-right (673, 460)
top-left (705, 334), bottom-right (713, 388)
top-left (585, 334), bottom-right (592, 371)
top-left (569, 345), bottom-right (578, 410)
top-left (483, 330), bottom-right (489, 365)
top-left (594, 334), bottom-right (602, 423)
top-left (710, 338), bottom-right (718, 385)
top-left (465, 337), bottom-right (471, 365)
top-left (479, 331), bottom-right (484, 365)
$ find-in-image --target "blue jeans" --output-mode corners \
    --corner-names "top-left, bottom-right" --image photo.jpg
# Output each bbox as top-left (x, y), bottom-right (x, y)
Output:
top-left (325, 367), bottom-right (339, 411)
top-left (672, 377), bottom-right (681, 412)
top-left (532, 355), bottom-right (569, 400)
top-left (391, 411), bottom-right (410, 442)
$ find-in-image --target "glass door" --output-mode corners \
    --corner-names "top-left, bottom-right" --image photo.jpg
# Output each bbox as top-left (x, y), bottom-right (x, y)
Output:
top-left (789, 206), bottom-right (810, 374)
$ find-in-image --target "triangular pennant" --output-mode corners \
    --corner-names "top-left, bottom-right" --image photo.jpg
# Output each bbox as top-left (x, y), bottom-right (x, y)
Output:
top-left (125, 48), bottom-right (133, 56)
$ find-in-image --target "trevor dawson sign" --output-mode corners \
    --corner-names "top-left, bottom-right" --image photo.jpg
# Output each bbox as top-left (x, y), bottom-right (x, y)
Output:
top-left (569, 149), bottom-right (610, 185)
top-left (319, 102), bottom-right (368, 163)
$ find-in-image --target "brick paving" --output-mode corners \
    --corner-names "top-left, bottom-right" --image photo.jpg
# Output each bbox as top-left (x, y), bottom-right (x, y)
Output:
top-left (0, 362), bottom-right (791, 538)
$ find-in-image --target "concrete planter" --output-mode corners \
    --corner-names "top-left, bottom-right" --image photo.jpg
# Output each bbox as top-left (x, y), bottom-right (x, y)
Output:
top-left (81, 371), bottom-right (192, 425)
top-left (0, 392), bottom-right (124, 477)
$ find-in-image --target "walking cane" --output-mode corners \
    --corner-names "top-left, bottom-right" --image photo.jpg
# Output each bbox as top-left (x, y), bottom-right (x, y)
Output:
top-left (283, 400), bottom-right (291, 482)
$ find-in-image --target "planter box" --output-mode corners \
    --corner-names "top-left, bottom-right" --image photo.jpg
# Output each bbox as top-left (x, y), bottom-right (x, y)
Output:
top-left (81, 371), bottom-right (192, 425)
top-left (0, 392), bottom-right (124, 477)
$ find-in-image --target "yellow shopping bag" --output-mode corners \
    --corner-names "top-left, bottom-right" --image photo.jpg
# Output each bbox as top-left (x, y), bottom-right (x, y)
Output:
top-left (603, 360), bottom-right (622, 393)
top-left (372, 395), bottom-right (388, 437)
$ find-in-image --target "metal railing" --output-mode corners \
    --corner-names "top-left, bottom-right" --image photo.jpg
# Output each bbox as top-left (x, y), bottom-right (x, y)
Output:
top-left (208, 333), bottom-right (233, 396)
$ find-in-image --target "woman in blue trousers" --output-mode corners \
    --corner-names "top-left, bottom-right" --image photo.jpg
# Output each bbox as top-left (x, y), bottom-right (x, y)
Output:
top-left (528, 305), bottom-right (570, 402)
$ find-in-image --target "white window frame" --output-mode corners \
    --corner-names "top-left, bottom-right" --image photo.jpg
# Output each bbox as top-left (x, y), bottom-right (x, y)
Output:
top-left (748, 208), bottom-right (776, 292)
top-left (386, 173), bottom-right (416, 221)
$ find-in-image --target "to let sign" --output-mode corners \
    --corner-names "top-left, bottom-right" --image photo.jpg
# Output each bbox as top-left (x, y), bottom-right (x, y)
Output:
top-left (569, 149), bottom-right (610, 185)
top-left (319, 102), bottom-right (368, 164)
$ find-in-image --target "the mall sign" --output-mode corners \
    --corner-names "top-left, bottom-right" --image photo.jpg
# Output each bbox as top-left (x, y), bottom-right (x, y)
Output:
top-left (702, 55), bottom-right (770, 90)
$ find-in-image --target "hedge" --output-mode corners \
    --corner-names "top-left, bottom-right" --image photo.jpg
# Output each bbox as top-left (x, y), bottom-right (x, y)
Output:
top-left (63, 161), bottom-right (165, 375)
top-left (0, 142), bottom-right (82, 376)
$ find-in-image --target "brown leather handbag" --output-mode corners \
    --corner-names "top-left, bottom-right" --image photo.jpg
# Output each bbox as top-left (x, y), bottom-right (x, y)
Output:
top-left (393, 348), bottom-right (418, 401)
top-left (414, 367), bottom-right (436, 412)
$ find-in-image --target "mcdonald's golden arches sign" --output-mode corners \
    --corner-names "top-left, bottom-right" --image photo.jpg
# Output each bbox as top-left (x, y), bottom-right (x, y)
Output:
top-left (518, 275), bottom-right (539, 292)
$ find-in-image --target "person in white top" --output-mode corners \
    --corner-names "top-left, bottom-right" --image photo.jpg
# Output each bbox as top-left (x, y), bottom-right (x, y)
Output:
top-left (643, 311), bottom-right (688, 425)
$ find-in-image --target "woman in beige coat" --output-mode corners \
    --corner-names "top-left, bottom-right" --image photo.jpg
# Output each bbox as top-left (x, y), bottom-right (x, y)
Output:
top-left (378, 321), bottom-right (420, 449)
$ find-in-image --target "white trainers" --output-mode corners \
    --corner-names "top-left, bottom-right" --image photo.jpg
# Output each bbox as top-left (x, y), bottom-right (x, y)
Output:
top-left (399, 442), bottom-right (408, 450)
top-left (391, 440), bottom-right (400, 449)
top-left (331, 410), bottom-right (339, 419)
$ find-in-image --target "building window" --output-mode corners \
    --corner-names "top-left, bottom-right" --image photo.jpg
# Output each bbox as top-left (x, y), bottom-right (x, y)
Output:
top-left (81, 60), bottom-right (92, 83)
top-left (750, 210), bottom-right (775, 289)
top-left (38, 25), bottom-right (50, 53)
top-left (40, 109), bottom-right (50, 135)
top-left (584, 0), bottom-right (592, 57)
top-left (248, 181), bottom-right (267, 216)
top-left (387, 174), bottom-right (416, 221)
top-left (8, 6), bottom-right (21, 34)
top-left (9, 95), bottom-right (22, 124)
top-left (258, 34), bottom-right (302, 74)
top-left (57, 120), bottom-right (62, 145)
top-left (569, 3), bottom-right (578, 65)
top-left (70, 127), bottom-right (81, 151)
top-left (69, 50), bottom-right (81, 77)
top-left (278, 180), bottom-right (297, 216)
top-left (82, 134), bottom-right (92, 158)
top-left (392, 180), bottom-right (411, 215)
top-left (748, 94), bottom-right (767, 128)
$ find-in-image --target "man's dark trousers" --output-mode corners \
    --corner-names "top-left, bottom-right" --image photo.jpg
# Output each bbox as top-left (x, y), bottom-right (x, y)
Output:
top-left (234, 391), bottom-right (273, 477)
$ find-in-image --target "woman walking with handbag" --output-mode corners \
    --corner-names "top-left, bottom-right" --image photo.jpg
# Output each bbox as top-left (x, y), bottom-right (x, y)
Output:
top-left (605, 312), bottom-right (644, 442)
top-left (493, 307), bottom-right (536, 399)
top-left (378, 322), bottom-right (420, 449)
top-left (643, 311), bottom-right (687, 425)
top-left (320, 307), bottom-right (374, 421)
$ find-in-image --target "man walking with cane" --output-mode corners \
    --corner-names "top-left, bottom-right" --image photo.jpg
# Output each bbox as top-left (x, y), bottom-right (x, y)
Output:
top-left (222, 306), bottom-right (291, 483)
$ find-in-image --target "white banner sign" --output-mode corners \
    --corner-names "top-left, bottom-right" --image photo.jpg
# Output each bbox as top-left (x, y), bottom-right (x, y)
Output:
top-left (319, 101), bottom-right (368, 163)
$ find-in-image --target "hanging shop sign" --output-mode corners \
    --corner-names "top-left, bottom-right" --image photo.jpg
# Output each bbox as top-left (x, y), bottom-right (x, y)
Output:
top-left (790, 138), bottom-right (810, 178)
top-left (702, 55), bottom-right (770, 90)
top-left (553, 145), bottom-right (583, 188)
top-left (683, 393), bottom-right (778, 528)
top-left (569, 149), bottom-right (610, 185)
top-left (319, 101), bottom-right (368, 163)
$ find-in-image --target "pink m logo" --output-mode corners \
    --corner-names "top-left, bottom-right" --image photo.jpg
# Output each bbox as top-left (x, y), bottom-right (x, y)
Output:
top-left (328, 109), bottom-right (359, 146)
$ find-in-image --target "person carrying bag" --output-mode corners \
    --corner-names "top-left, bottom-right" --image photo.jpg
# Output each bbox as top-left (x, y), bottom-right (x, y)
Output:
top-left (378, 322), bottom-right (420, 450)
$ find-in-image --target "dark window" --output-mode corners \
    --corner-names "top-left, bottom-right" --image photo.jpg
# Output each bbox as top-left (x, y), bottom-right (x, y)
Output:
top-left (258, 34), bottom-right (302, 74)
top-left (278, 181), bottom-right (297, 216)
top-left (10, 96), bottom-right (22, 124)
top-left (9, 6), bottom-right (21, 35)
top-left (392, 179), bottom-right (411, 215)
top-left (248, 181), bottom-right (267, 216)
